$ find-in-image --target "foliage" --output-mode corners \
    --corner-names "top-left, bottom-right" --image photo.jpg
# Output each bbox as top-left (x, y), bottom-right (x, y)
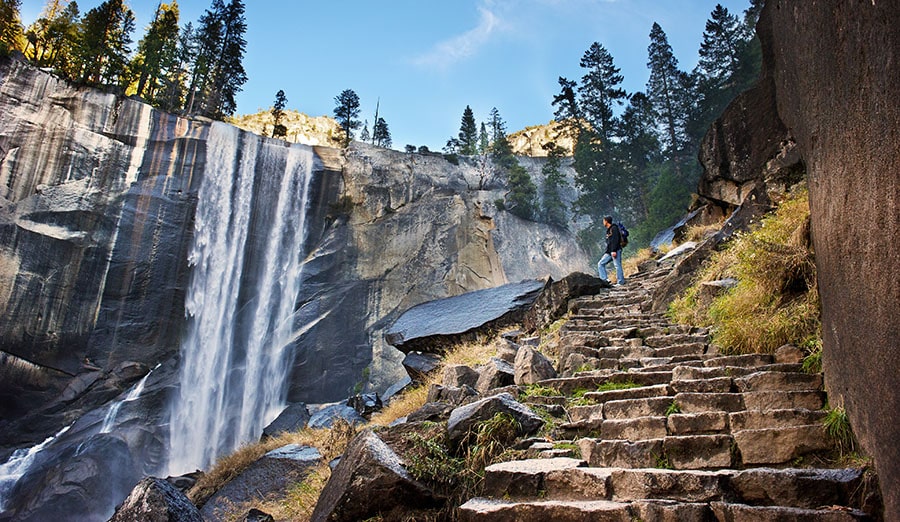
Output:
top-left (458, 105), bottom-right (478, 155)
top-left (665, 400), bottom-right (681, 416)
top-left (540, 143), bottom-right (569, 227)
top-left (0, 0), bottom-right (23, 55)
top-left (669, 188), bottom-right (820, 354)
top-left (595, 380), bottom-right (640, 392)
top-left (372, 116), bottom-right (391, 148)
top-left (73, 0), bottom-right (135, 86)
top-left (823, 404), bottom-right (856, 456)
top-left (130, 2), bottom-right (181, 101)
top-left (520, 384), bottom-right (562, 398)
top-left (333, 88), bottom-right (361, 147)
top-left (271, 89), bottom-right (287, 138)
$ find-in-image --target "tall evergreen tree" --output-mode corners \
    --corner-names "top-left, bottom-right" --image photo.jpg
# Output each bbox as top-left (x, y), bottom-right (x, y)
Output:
top-left (646, 22), bottom-right (692, 169)
top-left (186, 0), bottom-right (223, 114)
top-left (359, 120), bottom-right (370, 143)
top-left (507, 162), bottom-right (538, 220)
top-left (0, 0), bottom-right (23, 54)
top-left (578, 42), bottom-right (626, 141)
top-left (271, 89), bottom-right (287, 138)
top-left (478, 122), bottom-right (489, 154)
top-left (204, 0), bottom-right (247, 117)
top-left (131, 1), bottom-right (180, 100)
top-left (540, 143), bottom-right (569, 227)
top-left (24, 0), bottom-right (79, 68)
top-left (373, 116), bottom-right (391, 148)
top-left (333, 88), bottom-right (361, 147)
top-left (458, 105), bottom-right (478, 155)
top-left (74, 0), bottom-right (134, 86)
top-left (551, 76), bottom-right (583, 141)
top-left (690, 4), bottom-right (743, 141)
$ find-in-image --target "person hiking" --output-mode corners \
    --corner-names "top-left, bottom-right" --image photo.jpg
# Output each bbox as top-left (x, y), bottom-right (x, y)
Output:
top-left (597, 215), bottom-right (625, 285)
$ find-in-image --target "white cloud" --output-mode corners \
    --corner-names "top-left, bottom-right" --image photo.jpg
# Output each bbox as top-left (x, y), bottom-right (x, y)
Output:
top-left (412, 7), bottom-right (502, 71)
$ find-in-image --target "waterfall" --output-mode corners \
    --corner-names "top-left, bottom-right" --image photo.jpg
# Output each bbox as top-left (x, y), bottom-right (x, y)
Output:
top-left (99, 363), bottom-right (159, 434)
top-left (167, 122), bottom-right (315, 474)
top-left (0, 425), bottom-right (72, 510)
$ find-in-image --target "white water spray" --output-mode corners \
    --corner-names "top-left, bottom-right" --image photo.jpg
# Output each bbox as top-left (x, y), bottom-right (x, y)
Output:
top-left (0, 425), bottom-right (72, 510)
top-left (99, 363), bottom-right (159, 434)
top-left (167, 123), bottom-right (315, 473)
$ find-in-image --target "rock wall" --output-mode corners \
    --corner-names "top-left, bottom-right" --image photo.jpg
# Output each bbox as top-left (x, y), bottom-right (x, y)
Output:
top-left (759, 2), bottom-right (900, 517)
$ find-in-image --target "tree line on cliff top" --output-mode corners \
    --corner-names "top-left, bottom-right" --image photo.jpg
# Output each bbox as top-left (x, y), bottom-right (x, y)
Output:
top-left (0, 0), bottom-right (247, 120)
top-left (440, 1), bottom-right (764, 254)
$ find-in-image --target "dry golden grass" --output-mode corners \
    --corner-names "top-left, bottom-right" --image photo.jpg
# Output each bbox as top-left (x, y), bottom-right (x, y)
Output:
top-left (193, 334), bottom-right (504, 521)
top-left (669, 186), bottom-right (820, 354)
top-left (622, 247), bottom-right (654, 277)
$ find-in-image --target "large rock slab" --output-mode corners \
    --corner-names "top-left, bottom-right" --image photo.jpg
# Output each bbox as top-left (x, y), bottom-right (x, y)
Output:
top-left (384, 279), bottom-right (546, 353)
top-left (447, 393), bottom-right (544, 450)
top-left (261, 403), bottom-right (311, 440)
top-left (522, 272), bottom-right (609, 332)
top-left (108, 477), bottom-right (201, 522)
top-left (200, 445), bottom-right (321, 520)
top-left (310, 430), bottom-right (442, 522)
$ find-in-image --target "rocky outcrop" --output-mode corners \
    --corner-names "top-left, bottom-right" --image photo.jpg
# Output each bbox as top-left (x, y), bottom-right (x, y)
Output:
top-left (108, 477), bottom-right (201, 522)
top-left (759, 2), bottom-right (900, 517)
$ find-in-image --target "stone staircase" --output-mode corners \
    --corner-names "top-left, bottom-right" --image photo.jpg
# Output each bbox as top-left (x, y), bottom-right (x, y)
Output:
top-left (459, 266), bottom-right (877, 521)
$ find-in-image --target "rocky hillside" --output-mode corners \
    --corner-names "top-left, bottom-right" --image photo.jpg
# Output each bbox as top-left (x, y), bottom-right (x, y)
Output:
top-left (507, 121), bottom-right (576, 157)
top-left (229, 109), bottom-right (343, 146)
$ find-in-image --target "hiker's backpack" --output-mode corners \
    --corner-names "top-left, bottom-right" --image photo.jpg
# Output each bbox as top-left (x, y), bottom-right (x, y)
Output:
top-left (616, 222), bottom-right (629, 248)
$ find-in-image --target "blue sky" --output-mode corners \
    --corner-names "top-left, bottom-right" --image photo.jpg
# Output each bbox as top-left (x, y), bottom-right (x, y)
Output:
top-left (21, 0), bottom-right (754, 150)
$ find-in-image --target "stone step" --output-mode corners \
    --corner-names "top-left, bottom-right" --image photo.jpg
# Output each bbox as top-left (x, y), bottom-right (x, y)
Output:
top-left (601, 416), bottom-right (668, 440)
top-left (729, 408), bottom-right (826, 431)
top-left (667, 412), bottom-right (729, 435)
top-left (633, 359), bottom-right (708, 373)
top-left (579, 436), bottom-right (737, 470)
top-left (742, 390), bottom-right (826, 411)
top-left (734, 371), bottom-right (824, 393)
top-left (537, 371), bottom-right (673, 395)
top-left (674, 392), bottom-right (745, 414)
top-left (653, 342), bottom-right (710, 358)
top-left (482, 460), bottom-right (866, 510)
top-left (672, 376), bottom-right (735, 394)
top-left (734, 424), bottom-right (833, 465)
top-left (644, 333), bottom-right (709, 348)
top-left (709, 502), bottom-right (871, 521)
top-left (673, 363), bottom-right (804, 381)
top-left (458, 498), bottom-right (633, 521)
top-left (582, 383), bottom-right (672, 404)
top-left (602, 397), bottom-right (673, 419)
top-left (703, 354), bottom-right (775, 368)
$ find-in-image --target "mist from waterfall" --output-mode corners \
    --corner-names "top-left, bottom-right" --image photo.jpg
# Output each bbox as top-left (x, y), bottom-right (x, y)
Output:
top-left (167, 122), bottom-right (315, 473)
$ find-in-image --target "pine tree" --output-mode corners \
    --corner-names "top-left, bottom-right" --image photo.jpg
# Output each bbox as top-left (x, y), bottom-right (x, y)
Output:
top-left (205, 0), bottom-right (247, 118)
top-left (578, 42), bottom-right (626, 141)
top-left (156, 21), bottom-right (193, 112)
top-left (359, 120), bottom-right (370, 143)
top-left (132, 2), bottom-right (181, 100)
top-left (24, 0), bottom-right (79, 68)
top-left (74, 0), bottom-right (135, 86)
top-left (373, 116), bottom-right (391, 148)
top-left (0, 0), bottom-right (23, 55)
top-left (458, 105), bottom-right (478, 155)
top-left (271, 89), bottom-right (287, 138)
top-left (186, 0), bottom-right (223, 114)
top-left (507, 163), bottom-right (538, 220)
top-left (333, 89), bottom-right (361, 147)
top-left (618, 91), bottom-right (662, 225)
top-left (646, 22), bottom-right (692, 168)
top-left (478, 122), bottom-right (489, 154)
top-left (551, 76), bottom-right (583, 141)
top-left (540, 143), bottom-right (569, 227)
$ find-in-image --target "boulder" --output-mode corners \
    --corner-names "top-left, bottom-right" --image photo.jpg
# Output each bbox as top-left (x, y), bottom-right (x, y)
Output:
top-left (108, 477), bottom-right (201, 522)
top-left (522, 272), bottom-right (609, 333)
top-left (495, 340), bottom-right (520, 364)
top-left (347, 393), bottom-right (383, 416)
top-left (447, 393), bottom-right (544, 450)
top-left (402, 352), bottom-right (443, 382)
top-left (200, 445), bottom-right (321, 520)
top-left (442, 365), bottom-right (480, 388)
top-left (308, 404), bottom-right (367, 429)
top-left (774, 344), bottom-right (805, 365)
top-left (475, 357), bottom-right (516, 394)
top-left (514, 346), bottom-right (558, 385)
top-left (384, 279), bottom-right (547, 353)
top-left (407, 402), bottom-right (454, 423)
top-left (310, 430), bottom-right (442, 522)
top-left (261, 403), bottom-right (311, 440)
top-left (426, 384), bottom-right (479, 406)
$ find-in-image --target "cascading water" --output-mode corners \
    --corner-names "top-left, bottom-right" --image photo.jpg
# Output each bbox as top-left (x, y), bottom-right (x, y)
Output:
top-left (167, 122), bottom-right (315, 474)
top-left (0, 425), bottom-right (71, 510)
top-left (99, 363), bottom-right (159, 434)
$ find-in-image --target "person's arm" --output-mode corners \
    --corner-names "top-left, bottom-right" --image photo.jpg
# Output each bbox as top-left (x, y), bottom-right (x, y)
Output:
top-left (610, 224), bottom-right (621, 254)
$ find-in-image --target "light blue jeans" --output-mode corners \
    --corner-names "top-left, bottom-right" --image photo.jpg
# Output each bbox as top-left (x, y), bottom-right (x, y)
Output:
top-left (598, 250), bottom-right (625, 285)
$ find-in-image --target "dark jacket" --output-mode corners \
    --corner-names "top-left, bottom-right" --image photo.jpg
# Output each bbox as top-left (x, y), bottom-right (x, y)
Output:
top-left (605, 223), bottom-right (622, 254)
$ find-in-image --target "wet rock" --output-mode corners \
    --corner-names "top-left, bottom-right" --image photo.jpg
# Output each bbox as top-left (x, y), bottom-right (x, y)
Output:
top-left (385, 279), bottom-right (547, 354)
top-left (262, 403), bottom-right (311, 440)
top-left (108, 477), bottom-right (201, 522)
top-left (310, 430), bottom-right (442, 522)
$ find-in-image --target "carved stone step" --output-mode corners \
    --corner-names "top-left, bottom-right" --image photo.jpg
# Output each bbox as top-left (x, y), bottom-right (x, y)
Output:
top-left (667, 412), bottom-right (729, 435)
top-left (674, 392), bottom-right (745, 414)
top-left (602, 397), bottom-right (673, 419)
top-left (601, 416), bottom-right (668, 440)
top-left (653, 342), bottom-right (710, 358)
top-left (742, 390), bottom-right (826, 411)
top-left (645, 333), bottom-right (709, 348)
top-left (735, 371), bottom-right (824, 393)
top-left (734, 424), bottom-right (833, 465)
top-left (729, 408), bottom-right (826, 431)
top-left (459, 498), bottom-right (633, 521)
top-left (582, 383), bottom-right (672, 404)
top-left (709, 502), bottom-right (871, 521)
top-left (703, 354), bottom-right (775, 368)
top-left (672, 376), bottom-right (735, 394)
top-left (537, 371), bottom-right (673, 395)
top-left (664, 434), bottom-right (735, 469)
top-left (578, 438), bottom-right (664, 468)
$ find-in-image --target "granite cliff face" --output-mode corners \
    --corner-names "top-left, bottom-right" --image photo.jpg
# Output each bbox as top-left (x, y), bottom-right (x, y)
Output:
top-left (0, 57), bottom-right (589, 520)
top-left (695, 3), bottom-right (899, 517)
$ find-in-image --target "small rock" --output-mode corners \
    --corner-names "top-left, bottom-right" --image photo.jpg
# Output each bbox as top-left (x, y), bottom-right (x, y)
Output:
top-left (443, 364), bottom-right (480, 388)
top-left (426, 384), bottom-right (479, 406)
top-left (514, 346), bottom-right (558, 385)
top-left (475, 357), bottom-right (516, 393)
top-left (308, 404), bottom-right (366, 429)
top-left (403, 352), bottom-right (443, 381)
top-left (348, 393), bottom-right (382, 416)
top-left (244, 508), bottom-right (275, 522)
top-left (447, 392), bottom-right (544, 450)
top-left (262, 403), bottom-right (310, 440)
top-left (407, 402), bottom-right (454, 423)
top-left (775, 344), bottom-right (805, 364)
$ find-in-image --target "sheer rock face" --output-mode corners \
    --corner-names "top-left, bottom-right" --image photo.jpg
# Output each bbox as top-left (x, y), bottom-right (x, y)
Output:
top-left (759, 2), bottom-right (900, 516)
